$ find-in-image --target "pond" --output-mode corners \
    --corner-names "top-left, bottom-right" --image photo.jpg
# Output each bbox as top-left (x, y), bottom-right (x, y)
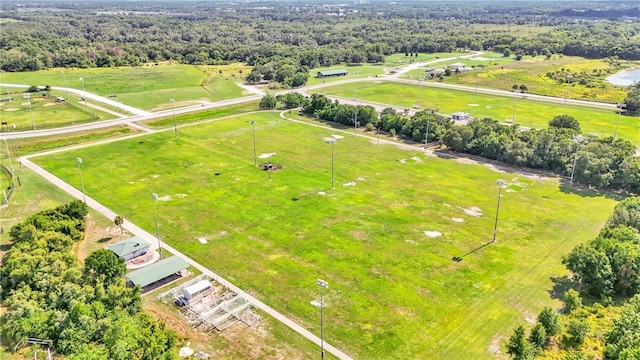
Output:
top-left (606, 68), bottom-right (640, 86)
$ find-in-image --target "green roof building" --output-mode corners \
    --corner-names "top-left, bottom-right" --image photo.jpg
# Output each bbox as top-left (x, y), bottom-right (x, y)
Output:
top-left (126, 256), bottom-right (189, 290)
top-left (107, 236), bottom-right (150, 261)
top-left (316, 69), bottom-right (349, 78)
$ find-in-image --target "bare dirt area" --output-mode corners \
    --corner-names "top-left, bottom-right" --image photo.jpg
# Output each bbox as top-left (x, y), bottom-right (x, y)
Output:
top-left (74, 213), bottom-right (129, 262)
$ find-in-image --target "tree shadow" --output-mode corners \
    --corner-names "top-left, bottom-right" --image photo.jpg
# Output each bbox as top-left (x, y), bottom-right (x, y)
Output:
top-left (549, 275), bottom-right (577, 300)
top-left (557, 182), bottom-right (628, 201)
top-left (97, 237), bottom-right (113, 243)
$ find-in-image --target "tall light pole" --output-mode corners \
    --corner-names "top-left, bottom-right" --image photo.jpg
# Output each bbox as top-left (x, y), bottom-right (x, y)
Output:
top-left (76, 157), bottom-right (86, 203)
top-left (152, 193), bottom-right (163, 260)
top-left (3, 138), bottom-right (14, 178)
top-left (11, 124), bottom-right (22, 171)
top-left (614, 107), bottom-right (621, 139)
top-left (79, 77), bottom-right (87, 110)
top-left (251, 120), bottom-right (257, 166)
top-left (424, 119), bottom-right (430, 154)
top-left (328, 138), bottom-right (336, 188)
top-left (61, 70), bottom-right (69, 100)
top-left (492, 179), bottom-right (506, 243)
top-left (23, 93), bottom-right (35, 129)
top-left (317, 279), bottom-right (329, 360)
top-left (170, 98), bottom-right (177, 136)
top-left (569, 135), bottom-right (585, 187)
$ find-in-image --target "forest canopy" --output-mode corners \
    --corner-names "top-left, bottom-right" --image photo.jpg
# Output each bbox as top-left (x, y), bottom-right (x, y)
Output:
top-left (1, 1), bottom-right (639, 72)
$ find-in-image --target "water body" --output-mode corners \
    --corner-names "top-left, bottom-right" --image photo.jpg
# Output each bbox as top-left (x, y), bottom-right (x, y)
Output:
top-left (606, 68), bottom-right (640, 87)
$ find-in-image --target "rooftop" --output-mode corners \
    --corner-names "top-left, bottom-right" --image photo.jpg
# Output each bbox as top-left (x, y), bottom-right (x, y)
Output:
top-left (126, 256), bottom-right (189, 288)
top-left (107, 236), bottom-right (150, 257)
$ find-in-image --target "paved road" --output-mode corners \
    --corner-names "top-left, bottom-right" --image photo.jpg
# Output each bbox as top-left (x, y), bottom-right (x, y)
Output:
top-left (0, 52), bottom-right (622, 140)
top-left (19, 152), bottom-right (354, 360)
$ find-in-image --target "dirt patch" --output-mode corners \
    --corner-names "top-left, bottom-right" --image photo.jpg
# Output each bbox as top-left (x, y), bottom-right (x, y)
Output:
top-left (4, 108), bottom-right (19, 112)
top-left (197, 237), bottom-right (208, 244)
top-left (41, 103), bottom-right (56, 107)
top-left (20, 102), bottom-right (30, 106)
top-left (258, 152), bottom-right (276, 159)
top-left (343, 181), bottom-right (356, 186)
top-left (451, 217), bottom-right (465, 222)
top-left (349, 230), bottom-right (368, 241)
top-left (411, 156), bottom-right (423, 163)
top-left (175, 194), bottom-right (188, 198)
top-left (461, 206), bottom-right (483, 217)
top-left (157, 195), bottom-right (171, 201)
top-left (331, 134), bottom-right (344, 139)
top-left (488, 335), bottom-right (502, 355)
top-left (424, 230), bottom-right (442, 238)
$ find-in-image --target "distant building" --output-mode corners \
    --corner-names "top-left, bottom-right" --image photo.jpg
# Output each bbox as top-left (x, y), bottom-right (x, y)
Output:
top-left (448, 62), bottom-right (467, 71)
top-left (451, 112), bottom-right (471, 121)
top-left (108, 236), bottom-right (150, 261)
top-left (316, 69), bottom-right (349, 78)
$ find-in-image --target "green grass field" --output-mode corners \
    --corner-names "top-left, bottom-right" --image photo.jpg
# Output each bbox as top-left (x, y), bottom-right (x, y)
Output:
top-left (316, 81), bottom-right (640, 144)
top-left (0, 88), bottom-right (115, 131)
top-left (306, 66), bottom-right (386, 86)
top-left (383, 52), bottom-right (469, 67)
top-left (33, 113), bottom-right (619, 359)
top-left (0, 63), bottom-right (252, 112)
top-left (442, 56), bottom-right (634, 103)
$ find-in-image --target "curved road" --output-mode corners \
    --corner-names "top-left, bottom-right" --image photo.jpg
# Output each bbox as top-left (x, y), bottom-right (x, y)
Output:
top-left (0, 53), bottom-right (622, 359)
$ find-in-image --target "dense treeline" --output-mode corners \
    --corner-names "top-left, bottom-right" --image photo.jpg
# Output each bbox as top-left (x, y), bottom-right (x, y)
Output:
top-left (506, 199), bottom-right (640, 360)
top-left (624, 83), bottom-right (640, 113)
top-left (0, 201), bottom-right (178, 359)
top-left (294, 93), bottom-right (640, 194)
top-left (302, 93), bottom-right (452, 143)
top-left (1, 1), bottom-right (639, 72)
top-left (441, 117), bottom-right (640, 193)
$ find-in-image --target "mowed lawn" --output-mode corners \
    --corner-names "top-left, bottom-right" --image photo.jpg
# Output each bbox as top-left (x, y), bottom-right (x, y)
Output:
top-left (0, 91), bottom-right (112, 131)
top-left (34, 114), bottom-right (617, 359)
top-left (0, 64), bottom-right (251, 111)
top-left (317, 81), bottom-right (640, 144)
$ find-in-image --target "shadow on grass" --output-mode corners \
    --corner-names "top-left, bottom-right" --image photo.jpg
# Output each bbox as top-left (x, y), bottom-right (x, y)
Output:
top-left (549, 275), bottom-right (576, 300)
top-left (213, 164), bottom-right (255, 177)
top-left (452, 240), bottom-right (496, 262)
top-left (292, 187), bottom-right (333, 201)
top-left (97, 237), bottom-right (113, 243)
top-left (558, 181), bottom-right (628, 201)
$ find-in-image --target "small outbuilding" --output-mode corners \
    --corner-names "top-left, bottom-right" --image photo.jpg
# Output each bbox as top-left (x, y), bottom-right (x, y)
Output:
top-left (316, 69), bottom-right (349, 78)
top-left (108, 236), bottom-right (150, 261)
top-left (451, 112), bottom-right (471, 121)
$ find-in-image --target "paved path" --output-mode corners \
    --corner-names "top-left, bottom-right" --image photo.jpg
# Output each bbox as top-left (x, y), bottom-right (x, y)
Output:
top-left (19, 153), bottom-right (353, 360)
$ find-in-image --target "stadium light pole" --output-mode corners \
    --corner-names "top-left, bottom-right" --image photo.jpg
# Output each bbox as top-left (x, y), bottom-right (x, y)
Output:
top-left (79, 77), bottom-right (87, 110)
top-left (317, 279), bottom-right (329, 360)
top-left (251, 120), bottom-right (257, 166)
top-left (23, 93), bottom-right (35, 129)
top-left (61, 70), bottom-right (69, 100)
top-left (328, 138), bottom-right (336, 188)
top-left (11, 124), bottom-right (22, 171)
top-left (76, 157), bottom-right (86, 203)
top-left (614, 106), bottom-right (621, 139)
top-left (492, 179), bottom-right (507, 243)
top-left (152, 193), bottom-right (163, 260)
top-left (424, 119), bottom-right (430, 154)
top-left (3, 138), bottom-right (14, 179)
top-left (170, 98), bottom-right (177, 136)
top-left (569, 135), bottom-right (585, 187)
